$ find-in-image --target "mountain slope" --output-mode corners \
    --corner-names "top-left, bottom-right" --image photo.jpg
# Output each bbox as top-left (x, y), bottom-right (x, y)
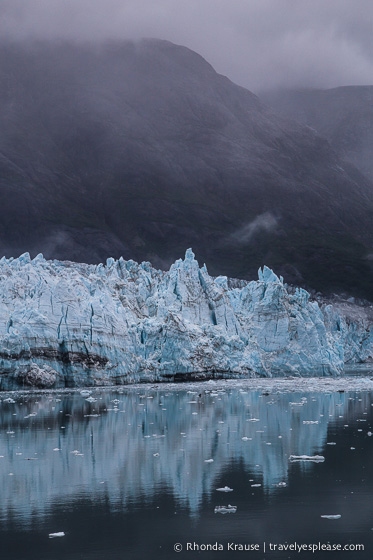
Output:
top-left (1, 40), bottom-right (373, 298)
top-left (261, 86), bottom-right (373, 181)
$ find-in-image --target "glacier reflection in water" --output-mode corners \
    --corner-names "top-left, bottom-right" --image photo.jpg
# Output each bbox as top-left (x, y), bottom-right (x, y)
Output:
top-left (0, 381), bottom-right (371, 523)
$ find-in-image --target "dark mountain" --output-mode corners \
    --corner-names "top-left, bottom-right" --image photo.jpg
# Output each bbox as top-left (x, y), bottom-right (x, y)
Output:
top-left (1, 40), bottom-right (373, 298)
top-left (261, 86), bottom-right (373, 181)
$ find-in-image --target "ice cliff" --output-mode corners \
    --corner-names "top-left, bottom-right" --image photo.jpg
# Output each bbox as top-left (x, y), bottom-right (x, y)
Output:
top-left (0, 249), bottom-right (371, 388)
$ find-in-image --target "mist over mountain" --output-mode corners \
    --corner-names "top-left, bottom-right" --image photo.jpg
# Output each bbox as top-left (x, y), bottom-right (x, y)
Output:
top-left (1, 39), bottom-right (373, 299)
top-left (261, 86), bottom-right (373, 181)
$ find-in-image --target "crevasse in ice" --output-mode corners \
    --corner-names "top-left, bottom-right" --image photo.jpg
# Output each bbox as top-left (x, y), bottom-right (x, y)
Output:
top-left (0, 249), bottom-right (371, 388)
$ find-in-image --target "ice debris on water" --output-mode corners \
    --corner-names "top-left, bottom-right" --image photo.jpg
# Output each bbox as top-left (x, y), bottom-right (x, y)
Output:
top-left (204, 459), bottom-right (214, 463)
top-left (49, 532), bottom-right (65, 538)
top-left (216, 486), bottom-right (233, 492)
top-left (289, 455), bottom-right (325, 462)
top-left (214, 505), bottom-right (237, 514)
top-left (321, 515), bottom-right (341, 520)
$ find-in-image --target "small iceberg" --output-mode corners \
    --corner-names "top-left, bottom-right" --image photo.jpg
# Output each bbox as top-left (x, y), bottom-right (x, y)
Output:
top-left (321, 515), bottom-right (341, 520)
top-left (216, 486), bottom-right (233, 492)
top-left (204, 459), bottom-right (214, 463)
top-left (80, 390), bottom-right (91, 397)
top-left (289, 455), bottom-right (325, 462)
top-left (214, 505), bottom-right (237, 514)
top-left (49, 532), bottom-right (65, 538)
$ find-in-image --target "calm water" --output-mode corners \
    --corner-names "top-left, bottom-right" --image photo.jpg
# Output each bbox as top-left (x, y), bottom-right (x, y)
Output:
top-left (1, 380), bottom-right (373, 559)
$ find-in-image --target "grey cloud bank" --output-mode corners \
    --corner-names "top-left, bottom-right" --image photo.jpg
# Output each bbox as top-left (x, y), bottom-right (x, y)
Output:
top-left (1, 0), bottom-right (372, 91)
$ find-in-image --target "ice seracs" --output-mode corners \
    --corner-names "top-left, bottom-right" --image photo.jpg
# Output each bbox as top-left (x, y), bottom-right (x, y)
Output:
top-left (0, 249), bottom-right (371, 388)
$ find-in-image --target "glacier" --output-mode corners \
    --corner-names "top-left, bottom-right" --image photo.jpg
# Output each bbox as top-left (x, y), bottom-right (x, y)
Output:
top-left (0, 249), bottom-right (372, 389)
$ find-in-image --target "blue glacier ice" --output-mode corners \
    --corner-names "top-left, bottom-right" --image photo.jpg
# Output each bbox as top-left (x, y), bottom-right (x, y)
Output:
top-left (0, 249), bottom-right (372, 388)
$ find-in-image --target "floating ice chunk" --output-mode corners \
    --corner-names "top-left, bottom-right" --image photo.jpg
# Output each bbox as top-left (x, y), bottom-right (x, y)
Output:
top-left (251, 484), bottom-right (261, 487)
top-left (204, 459), bottom-right (214, 463)
top-left (53, 448), bottom-right (61, 451)
top-left (85, 396), bottom-right (97, 403)
top-left (303, 421), bottom-right (319, 424)
top-left (49, 532), bottom-right (65, 538)
top-left (4, 398), bottom-right (15, 404)
top-left (321, 515), bottom-right (341, 520)
top-left (214, 505), bottom-right (237, 514)
top-left (276, 482), bottom-right (287, 487)
top-left (153, 453), bottom-right (160, 457)
top-left (216, 486), bottom-right (233, 492)
top-left (80, 390), bottom-right (91, 397)
top-left (289, 455), bottom-right (325, 462)
top-left (368, 432), bottom-right (372, 436)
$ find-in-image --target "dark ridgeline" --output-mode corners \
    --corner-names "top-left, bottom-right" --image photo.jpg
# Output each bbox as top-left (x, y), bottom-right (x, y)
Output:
top-left (0, 39), bottom-right (372, 298)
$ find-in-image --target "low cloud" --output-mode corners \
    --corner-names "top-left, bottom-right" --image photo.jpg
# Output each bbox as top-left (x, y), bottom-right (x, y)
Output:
top-left (0, 0), bottom-right (372, 92)
top-left (226, 212), bottom-right (278, 245)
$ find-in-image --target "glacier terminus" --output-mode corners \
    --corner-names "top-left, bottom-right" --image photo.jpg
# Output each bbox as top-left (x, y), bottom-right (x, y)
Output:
top-left (0, 249), bottom-right (372, 389)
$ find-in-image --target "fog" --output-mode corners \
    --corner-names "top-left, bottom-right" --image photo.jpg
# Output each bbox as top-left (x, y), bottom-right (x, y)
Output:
top-left (1, 0), bottom-right (372, 92)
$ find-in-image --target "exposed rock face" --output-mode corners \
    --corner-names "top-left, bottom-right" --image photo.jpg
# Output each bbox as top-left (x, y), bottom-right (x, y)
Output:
top-left (16, 363), bottom-right (59, 388)
top-left (0, 250), bottom-right (371, 388)
top-left (0, 41), bottom-right (373, 298)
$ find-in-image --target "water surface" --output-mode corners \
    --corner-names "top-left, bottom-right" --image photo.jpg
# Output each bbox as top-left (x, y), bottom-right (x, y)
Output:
top-left (1, 378), bottom-right (373, 559)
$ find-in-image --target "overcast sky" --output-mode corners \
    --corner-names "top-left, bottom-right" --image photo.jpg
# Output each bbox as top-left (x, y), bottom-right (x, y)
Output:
top-left (1, 0), bottom-right (372, 92)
